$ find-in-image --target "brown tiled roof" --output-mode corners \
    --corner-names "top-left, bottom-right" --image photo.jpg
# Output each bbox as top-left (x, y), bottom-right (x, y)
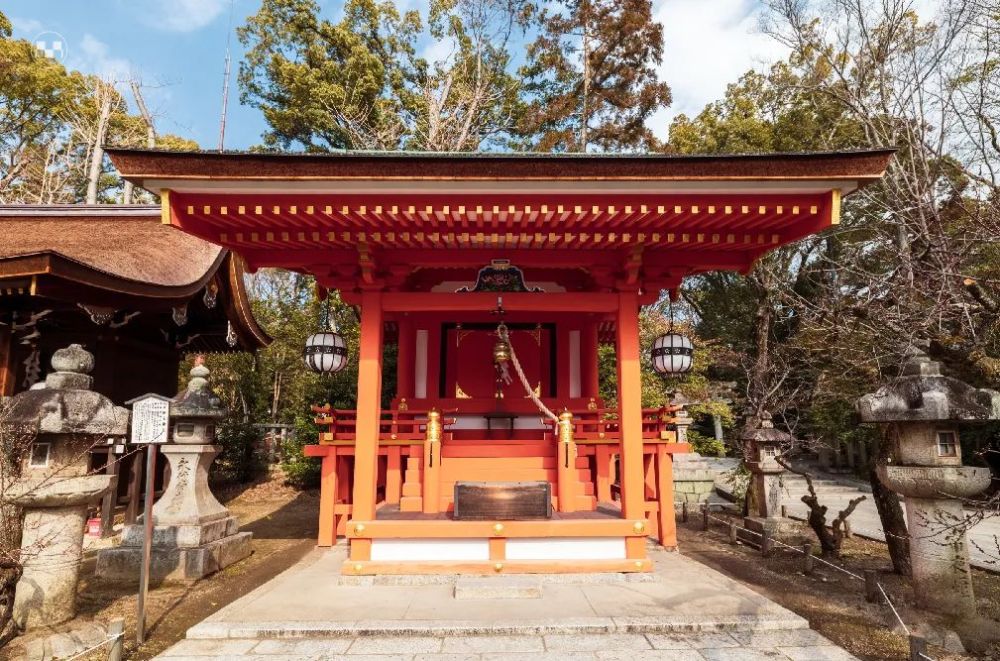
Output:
top-left (107, 147), bottom-right (895, 184)
top-left (0, 205), bottom-right (223, 289)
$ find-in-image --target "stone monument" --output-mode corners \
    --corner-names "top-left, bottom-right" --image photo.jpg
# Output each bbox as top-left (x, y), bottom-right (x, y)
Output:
top-left (857, 344), bottom-right (996, 615)
top-left (4, 344), bottom-right (127, 629)
top-left (740, 411), bottom-right (793, 546)
top-left (96, 358), bottom-right (252, 583)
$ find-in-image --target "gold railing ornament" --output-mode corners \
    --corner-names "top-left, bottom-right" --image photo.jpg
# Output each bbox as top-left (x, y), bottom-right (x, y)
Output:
top-left (426, 408), bottom-right (442, 455)
top-left (556, 409), bottom-right (578, 512)
top-left (422, 408), bottom-right (443, 514)
top-left (558, 409), bottom-right (575, 447)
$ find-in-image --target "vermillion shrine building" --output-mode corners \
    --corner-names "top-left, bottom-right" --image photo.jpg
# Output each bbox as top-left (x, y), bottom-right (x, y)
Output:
top-left (108, 148), bottom-right (891, 576)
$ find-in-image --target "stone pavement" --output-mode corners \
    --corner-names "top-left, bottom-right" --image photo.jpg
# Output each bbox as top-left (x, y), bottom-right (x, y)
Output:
top-left (779, 472), bottom-right (1000, 572)
top-left (157, 628), bottom-right (857, 660)
top-left (156, 545), bottom-right (858, 660)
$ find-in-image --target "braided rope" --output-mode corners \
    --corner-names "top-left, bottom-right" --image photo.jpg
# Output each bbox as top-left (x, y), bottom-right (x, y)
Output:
top-left (499, 325), bottom-right (559, 423)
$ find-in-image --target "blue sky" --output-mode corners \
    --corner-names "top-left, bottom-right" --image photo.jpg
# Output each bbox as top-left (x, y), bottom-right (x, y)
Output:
top-left (6, 0), bottom-right (789, 150)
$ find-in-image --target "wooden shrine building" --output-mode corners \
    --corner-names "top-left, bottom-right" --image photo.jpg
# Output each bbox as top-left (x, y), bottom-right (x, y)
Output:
top-left (0, 204), bottom-right (270, 534)
top-left (0, 204), bottom-right (269, 400)
top-left (108, 147), bottom-right (892, 575)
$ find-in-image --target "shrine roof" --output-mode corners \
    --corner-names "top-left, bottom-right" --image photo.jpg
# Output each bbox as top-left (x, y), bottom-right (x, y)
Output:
top-left (108, 147), bottom-right (894, 194)
top-left (0, 205), bottom-right (270, 350)
top-left (0, 205), bottom-right (222, 291)
top-left (103, 148), bottom-right (892, 295)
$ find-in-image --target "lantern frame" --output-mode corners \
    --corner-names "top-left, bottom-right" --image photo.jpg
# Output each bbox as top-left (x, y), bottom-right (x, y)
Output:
top-left (651, 293), bottom-right (694, 375)
top-left (304, 293), bottom-right (349, 374)
top-left (651, 332), bottom-right (694, 375)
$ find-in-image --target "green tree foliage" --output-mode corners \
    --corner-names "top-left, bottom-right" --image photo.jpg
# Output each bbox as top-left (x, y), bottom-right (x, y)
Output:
top-left (237, 0), bottom-right (416, 150)
top-left (518, 0), bottom-right (671, 151)
top-left (238, 0), bottom-right (531, 151)
top-left (0, 12), bottom-right (85, 198)
top-left (0, 10), bottom-right (198, 202)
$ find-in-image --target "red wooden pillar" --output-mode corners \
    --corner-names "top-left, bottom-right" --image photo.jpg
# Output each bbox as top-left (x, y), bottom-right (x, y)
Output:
top-left (351, 291), bottom-right (384, 532)
top-left (656, 445), bottom-right (677, 548)
top-left (318, 447), bottom-right (338, 546)
top-left (615, 291), bottom-right (645, 522)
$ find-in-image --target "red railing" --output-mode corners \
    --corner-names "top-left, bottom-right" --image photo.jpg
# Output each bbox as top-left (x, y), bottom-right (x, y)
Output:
top-left (543, 405), bottom-right (688, 442)
top-left (312, 405), bottom-right (456, 442)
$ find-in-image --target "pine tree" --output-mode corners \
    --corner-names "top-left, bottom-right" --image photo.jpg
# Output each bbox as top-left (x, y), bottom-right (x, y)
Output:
top-left (518, 0), bottom-right (671, 152)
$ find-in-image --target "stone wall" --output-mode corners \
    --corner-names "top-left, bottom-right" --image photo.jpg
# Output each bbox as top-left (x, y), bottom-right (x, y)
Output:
top-left (673, 454), bottom-right (737, 504)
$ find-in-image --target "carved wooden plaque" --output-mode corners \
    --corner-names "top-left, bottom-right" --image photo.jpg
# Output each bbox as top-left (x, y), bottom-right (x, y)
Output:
top-left (453, 481), bottom-right (552, 520)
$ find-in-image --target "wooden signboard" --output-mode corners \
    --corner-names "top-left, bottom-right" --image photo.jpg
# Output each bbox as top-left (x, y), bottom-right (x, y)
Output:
top-left (129, 394), bottom-right (170, 444)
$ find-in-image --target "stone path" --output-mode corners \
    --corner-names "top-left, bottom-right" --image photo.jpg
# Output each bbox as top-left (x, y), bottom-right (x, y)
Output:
top-left (156, 545), bottom-right (858, 660)
top-left (779, 472), bottom-right (1000, 572)
top-left (157, 628), bottom-right (857, 660)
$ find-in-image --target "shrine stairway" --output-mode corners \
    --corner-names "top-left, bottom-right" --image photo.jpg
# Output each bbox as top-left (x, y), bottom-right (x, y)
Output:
top-left (423, 440), bottom-right (598, 513)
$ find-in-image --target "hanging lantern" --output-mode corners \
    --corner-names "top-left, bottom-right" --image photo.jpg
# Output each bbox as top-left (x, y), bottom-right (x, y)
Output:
top-left (304, 331), bottom-right (348, 373)
top-left (304, 293), bottom-right (348, 374)
top-left (651, 333), bottom-right (694, 375)
top-left (652, 293), bottom-right (694, 375)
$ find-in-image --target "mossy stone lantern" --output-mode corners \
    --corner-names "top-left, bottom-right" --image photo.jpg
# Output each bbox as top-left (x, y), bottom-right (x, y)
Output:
top-left (857, 343), bottom-right (997, 615)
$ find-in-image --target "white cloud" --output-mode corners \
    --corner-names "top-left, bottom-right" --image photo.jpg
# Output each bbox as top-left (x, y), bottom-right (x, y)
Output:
top-left (11, 16), bottom-right (45, 36)
top-left (142, 0), bottom-right (231, 33)
top-left (71, 34), bottom-right (133, 82)
top-left (652, 0), bottom-right (789, 140)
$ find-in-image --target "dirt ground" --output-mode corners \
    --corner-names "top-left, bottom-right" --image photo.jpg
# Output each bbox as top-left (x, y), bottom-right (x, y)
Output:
top-left (5, 479), bottom-right (1000, 660)
top-left (1, 471), bottom-right (320, 661)
top-left (676, 511), bottom-right (1000, 661)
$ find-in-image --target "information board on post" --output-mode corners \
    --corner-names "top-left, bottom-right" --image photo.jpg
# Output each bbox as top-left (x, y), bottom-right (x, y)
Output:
top-left (125, 393), bottom-right (171, 645)
top-left (130, 395), bottom-right (170, 444)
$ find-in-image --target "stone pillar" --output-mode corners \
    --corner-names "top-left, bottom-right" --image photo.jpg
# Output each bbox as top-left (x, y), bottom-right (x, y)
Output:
top-left (5, 345), bottom-right (126, 629)
top-left (858, 345), bottom-right (998, 616)
top-left (96, 359), bottom-right (251, 583)
top-left (877, 462), bottom-right (989, 614)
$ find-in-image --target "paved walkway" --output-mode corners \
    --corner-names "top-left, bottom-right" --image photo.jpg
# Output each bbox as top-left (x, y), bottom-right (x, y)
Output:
top-left (158, 628), bottom-right (856, 660)
top-left (779, 472), bottom-right (1000, 572)
top-left (157, 545), bottom-right (857, 660)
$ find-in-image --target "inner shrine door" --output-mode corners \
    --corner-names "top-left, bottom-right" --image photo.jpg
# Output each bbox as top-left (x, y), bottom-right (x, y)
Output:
top-left (442, 323), bottom-right (554, 403)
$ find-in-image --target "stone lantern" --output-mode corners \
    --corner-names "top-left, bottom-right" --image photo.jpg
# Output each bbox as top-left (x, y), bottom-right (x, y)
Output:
top-left (96, 358), bottom-right (251, 583)
top-left (857, 344), bottom-right (996, 615)
top-left (739, 411), bottom-right (794, 545)
top-left (4, 344), bottom-right (127, 629)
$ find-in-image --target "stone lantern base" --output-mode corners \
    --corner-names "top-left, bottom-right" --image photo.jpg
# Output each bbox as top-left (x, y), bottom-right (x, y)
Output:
top-left (738, 516), bottom-right (783, 549)
top-left (95, 444), bottom-right (252, 584)
top-left (95, 517), bottom-right (252, 584)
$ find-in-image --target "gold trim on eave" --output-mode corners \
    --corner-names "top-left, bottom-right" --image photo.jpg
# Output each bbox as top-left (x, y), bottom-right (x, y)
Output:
top-left (160, 189), bottom-right (172, 225)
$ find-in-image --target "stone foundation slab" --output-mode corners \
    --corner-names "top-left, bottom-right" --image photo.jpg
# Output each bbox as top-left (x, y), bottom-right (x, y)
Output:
top-left (96, 531), bottom-right (252, 584)
top-left (120, 516), bottom-right (240, 548)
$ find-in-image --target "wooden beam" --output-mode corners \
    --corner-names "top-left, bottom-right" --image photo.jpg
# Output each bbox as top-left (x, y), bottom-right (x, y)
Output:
top-left (381, 292), bottom-right (619, 313)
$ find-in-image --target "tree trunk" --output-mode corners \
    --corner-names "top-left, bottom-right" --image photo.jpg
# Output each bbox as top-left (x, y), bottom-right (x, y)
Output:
top-left (85, 83), bottom-right (113, 205)
top-left (123, 80), bottom-right (157, 204)
top-left (580, 2), bottom-right (591, 152)
top-left (868, 433), bottom-right (912, 576)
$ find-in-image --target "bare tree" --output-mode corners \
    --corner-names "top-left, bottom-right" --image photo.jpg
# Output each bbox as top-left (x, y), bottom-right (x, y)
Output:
top-left (122, 78), bottom-right (157, 204)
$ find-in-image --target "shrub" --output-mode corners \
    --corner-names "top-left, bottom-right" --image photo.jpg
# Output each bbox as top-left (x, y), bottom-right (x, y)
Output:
top-left (281, 415), bottom-right (321, 489)
top-left (213, 419), bottom-right (266, 484)
top-left (687, 429), bottom-right (726, 457)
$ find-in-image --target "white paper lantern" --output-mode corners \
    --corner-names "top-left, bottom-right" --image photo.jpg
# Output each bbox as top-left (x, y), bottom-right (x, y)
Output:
top-left (304, 331), bottom-right (348, 373)
top-left (651, 333), bottom-right (694, 374)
